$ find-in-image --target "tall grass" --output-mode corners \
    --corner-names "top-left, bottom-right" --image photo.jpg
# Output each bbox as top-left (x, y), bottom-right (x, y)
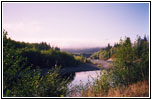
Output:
top-left (68, 80), bottom-right (149, 97)
top-left (107, 80), bottom-right (149, 97)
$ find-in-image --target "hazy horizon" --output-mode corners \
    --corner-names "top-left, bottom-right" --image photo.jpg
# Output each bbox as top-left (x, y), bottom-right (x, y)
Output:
top-left (3, 2), bottom-right (149, 49)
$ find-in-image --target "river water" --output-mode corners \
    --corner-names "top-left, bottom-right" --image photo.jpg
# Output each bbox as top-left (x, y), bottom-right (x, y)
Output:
top-left (67, 70), bottom-right (102, 96)
top-left (66, 60), bottom-right (112, 96)
top-left (68, 59), bottom-right (111, 87)
top-left (68, 70), bottom-right (101, 87)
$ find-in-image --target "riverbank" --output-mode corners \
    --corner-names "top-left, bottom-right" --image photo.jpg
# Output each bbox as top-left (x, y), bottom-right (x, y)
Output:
top-left (40, 59), bottom-right (112, 75)
top-left (60, 63), bottom-right (100, 74)
top-left (90, 59), bottom-right (112, 69)
top-left (61, 59), bottom-right (112, 74)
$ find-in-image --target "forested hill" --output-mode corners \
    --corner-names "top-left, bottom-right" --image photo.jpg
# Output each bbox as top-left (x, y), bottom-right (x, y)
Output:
top-left (61, 48), bottom-right (101, 54)
top-left (3, 30), bottom-right (85, 70)
top-left (90, 36), bottom-right (149, 61)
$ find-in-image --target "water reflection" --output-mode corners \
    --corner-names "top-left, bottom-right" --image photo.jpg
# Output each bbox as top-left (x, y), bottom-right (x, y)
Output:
top-left (69, 70), bottom-right (101, 86)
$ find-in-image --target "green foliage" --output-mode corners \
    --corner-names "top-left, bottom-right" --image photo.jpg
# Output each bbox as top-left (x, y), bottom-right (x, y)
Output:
top-left (90, 36), bottom-right (149, 86)
top-left (3, 30), bottom-right (54, 51)
top-left (74, 55), bottom-right (87, 63)
top-left (3, 44), bottom-right (69, 96)
top-left (3, 30), bottom-right (78, 97)
top-left (37, 67), bottom-right (69, 97)
top-left (41, 49), bottom-right (79, 67)
top-left (3, 46), bottom-right (29, 96)
top-left (90, 44), bottom-right (116, 60)
top-left (134, 35), bottom-right (149, 80)
top-left (92, 70), bottom-right (110, 93)
top-left (32, 42), bottom-right (51, 50)
top-left (110, 36), bottom-right (149, 86)
top-left (3, 30), bottom-right (81, 69)
top-left (90, 52), bottom-right (99, 59)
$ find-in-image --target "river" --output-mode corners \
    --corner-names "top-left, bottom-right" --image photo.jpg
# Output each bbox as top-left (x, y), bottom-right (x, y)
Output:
top-left (69, 70), bottom-right (101, 86)
top-left (67, 59), bottom-right (112, 90)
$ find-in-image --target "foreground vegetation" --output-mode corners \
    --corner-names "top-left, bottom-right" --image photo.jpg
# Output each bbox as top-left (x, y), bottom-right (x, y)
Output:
top-left (3, 29), bottom-right (149, 97)
top-left (3, 30), bottom-right (86, 97)
top-left (69, 80), bottom-right (149, 97)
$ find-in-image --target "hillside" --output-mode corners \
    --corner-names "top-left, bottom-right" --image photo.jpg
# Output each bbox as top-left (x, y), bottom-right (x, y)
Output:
top-left (61, 48), bottom-right (101, 54)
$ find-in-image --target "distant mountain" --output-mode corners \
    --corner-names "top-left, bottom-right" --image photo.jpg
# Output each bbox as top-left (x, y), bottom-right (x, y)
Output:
top-left (61, 47), bottom-right (101, 54)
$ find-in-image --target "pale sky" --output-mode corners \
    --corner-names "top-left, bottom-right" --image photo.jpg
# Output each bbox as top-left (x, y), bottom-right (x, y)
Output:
top-left (3, 3), bottom-right (149, 49)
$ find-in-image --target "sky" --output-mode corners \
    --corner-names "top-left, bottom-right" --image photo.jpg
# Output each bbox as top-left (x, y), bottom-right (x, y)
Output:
top-left (3, 3), bottom-right (149, 49)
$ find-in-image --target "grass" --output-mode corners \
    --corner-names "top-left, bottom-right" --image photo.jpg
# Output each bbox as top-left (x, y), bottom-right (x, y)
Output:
top-left (68, 80), bottom-right (149, 97)
top-left (107, 80), bottom-right (149, 97)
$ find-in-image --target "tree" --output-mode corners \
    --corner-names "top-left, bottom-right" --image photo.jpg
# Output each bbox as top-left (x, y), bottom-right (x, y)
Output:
top-left (3, 30), bottom-right (69, 97)
top-left (134, 35), bottom-right (149, 80)
top-left (110, 36), bottom-right (149, 86)
top-left (55, 46), bottom-right (60, 51)
top-left (110, 37), bottom-right (136, 86)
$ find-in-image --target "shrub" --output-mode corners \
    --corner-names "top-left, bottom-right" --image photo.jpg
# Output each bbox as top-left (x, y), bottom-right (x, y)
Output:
top-left (3, 30), bottom-right (69, 97)
top-left (110, 36), bottom-right (149, 86)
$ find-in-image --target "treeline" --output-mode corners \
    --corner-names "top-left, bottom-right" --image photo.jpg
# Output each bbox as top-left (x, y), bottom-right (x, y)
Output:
top-left (3, 30), bottom-right (85, 97)
top-left (90, 36), bottom-right (148, 62)
top-left (3, 30), bottom-right (83, 69)
top-left (91, 35), bottom-right (149, 82)
top-left (4, 33), bottom-right (59, 51)
top-left (90, 43), bottom-right (119, 60)
top-left (62, 48), bottom-right (101, 54)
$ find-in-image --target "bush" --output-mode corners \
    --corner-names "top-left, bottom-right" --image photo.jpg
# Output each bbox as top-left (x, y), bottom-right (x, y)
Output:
top-left (3, 30), bottom-right (69, 97)
top-left (110, 36), bottom-right (149, 86)
top-left (3, 45), bottom-right (69, 97)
